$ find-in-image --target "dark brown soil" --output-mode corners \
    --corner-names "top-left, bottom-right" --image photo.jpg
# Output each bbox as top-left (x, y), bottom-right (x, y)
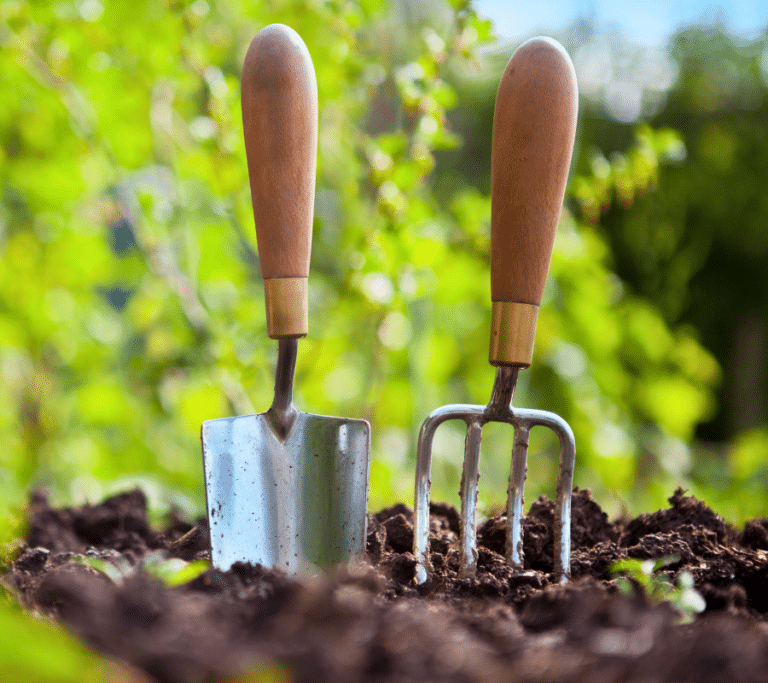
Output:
top-left (5, 487), bottom-right (768, 683)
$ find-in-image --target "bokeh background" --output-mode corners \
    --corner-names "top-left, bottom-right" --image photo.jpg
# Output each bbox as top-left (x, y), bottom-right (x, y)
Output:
top-left (2, 0), bottom-right (768, 675)
top-left (2, 0), bottom-right (767, 534)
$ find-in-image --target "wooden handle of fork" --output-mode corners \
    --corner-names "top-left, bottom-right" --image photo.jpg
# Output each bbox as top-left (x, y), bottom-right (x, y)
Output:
top-left (489, 37), bottom-right (578, 366)
top-left (242, 24), bottom-right (318, 338)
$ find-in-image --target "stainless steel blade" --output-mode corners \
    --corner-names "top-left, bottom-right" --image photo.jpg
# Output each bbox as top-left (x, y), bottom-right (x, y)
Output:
top-left (202, 411), bottom-right (370, 573)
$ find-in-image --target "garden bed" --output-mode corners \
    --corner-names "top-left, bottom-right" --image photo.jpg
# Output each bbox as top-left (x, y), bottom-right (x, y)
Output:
top-left (5, 487), bottom-right (768, 683)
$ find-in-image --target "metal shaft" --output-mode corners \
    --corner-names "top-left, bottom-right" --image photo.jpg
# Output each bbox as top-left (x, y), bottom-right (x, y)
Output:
top-left (486, 366), bottom-right (519, 418)
top-left (266, 338), bottom-right (299, 441)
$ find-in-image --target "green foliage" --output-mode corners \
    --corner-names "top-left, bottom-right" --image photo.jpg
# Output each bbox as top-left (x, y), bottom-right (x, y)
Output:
top-left (732, 427), bottom-right (768, 480)
top-left (76, 551), bottom-right (209, 586)
top-left (610, 556), bottom-right (706, 622)
top-left (580, 26), bottom-right (768, 445)
top-left (0, 0), bottom-right (730, 524)
top-left (0, 505), bottom-right (25, 571)
top-left (679, 427), bottom-right (768, 524)
top-left (143, 553), bottom-right (210, 586)
top-left (73, 555), bottom-right (129, 583)
top-left (0, 0), bottom-right (480, 506)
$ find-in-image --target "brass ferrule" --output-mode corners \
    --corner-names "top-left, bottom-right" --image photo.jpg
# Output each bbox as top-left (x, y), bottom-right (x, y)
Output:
top-left (264, 277), bottom-right (308, 339)
top-left (489, 301), bottom-right (539, 367)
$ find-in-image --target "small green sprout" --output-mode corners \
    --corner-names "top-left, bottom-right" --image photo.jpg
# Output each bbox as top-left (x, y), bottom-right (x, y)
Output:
top-left (610, 556), bottom-right (706, 622)
top-left (142, 553), bottom-right (210, 587)
top-left (74, 553), bottom-right (209, 587)
top-left (73, 556), bottom-right (131, 584)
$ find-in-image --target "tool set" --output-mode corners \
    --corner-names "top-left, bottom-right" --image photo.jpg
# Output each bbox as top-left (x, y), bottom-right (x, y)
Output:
top-left (203, 27), bottom-right (577, 580)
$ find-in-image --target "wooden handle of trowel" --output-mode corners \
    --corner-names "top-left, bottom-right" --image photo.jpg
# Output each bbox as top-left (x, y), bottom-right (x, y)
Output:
top-left (489, 37), bottom-right (578, 367)
top-left (242, 24), bottom-right (318, 339)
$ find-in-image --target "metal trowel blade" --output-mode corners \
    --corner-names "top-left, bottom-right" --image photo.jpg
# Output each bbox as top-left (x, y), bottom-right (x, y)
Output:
top-left (201, 411), bottom-right (370, 573)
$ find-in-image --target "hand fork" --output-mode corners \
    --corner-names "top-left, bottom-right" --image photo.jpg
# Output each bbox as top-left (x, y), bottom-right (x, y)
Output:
top-left (413, 37), bottom-right (579, 584)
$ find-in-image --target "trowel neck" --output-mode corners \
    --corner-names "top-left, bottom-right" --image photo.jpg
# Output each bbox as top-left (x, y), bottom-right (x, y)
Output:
top-left (268, 338), bottom-right (298, 439)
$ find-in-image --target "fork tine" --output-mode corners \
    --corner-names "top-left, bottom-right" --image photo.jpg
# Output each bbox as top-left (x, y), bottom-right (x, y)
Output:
top-left (506, 423), bottom-right (530, 567)
top-left (414, 404), bottom-right (485, 584)
top-left (459, 420), bottom-right (483, 577)
top-left (414, 418), bottom-right (437, 584)
top-left (512, 409), bottom-right (576, 579)
top-left (552, 417), bottom-right (576, 580)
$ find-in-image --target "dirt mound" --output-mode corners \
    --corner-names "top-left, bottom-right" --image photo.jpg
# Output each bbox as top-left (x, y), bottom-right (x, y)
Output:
top-left (5, 488), bottom-right (768, 683)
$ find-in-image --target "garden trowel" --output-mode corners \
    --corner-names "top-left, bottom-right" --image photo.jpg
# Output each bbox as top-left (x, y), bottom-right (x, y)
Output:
top-left (201, 24), bottom-right (370, 574)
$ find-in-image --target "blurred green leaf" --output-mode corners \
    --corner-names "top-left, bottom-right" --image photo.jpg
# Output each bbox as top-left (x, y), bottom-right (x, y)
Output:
top-left (0, 590), bottom-right (104, 682)
top-left (143, 554), bottom-right (210, 587)
top-left (732, 428), bottom-right (768, 480)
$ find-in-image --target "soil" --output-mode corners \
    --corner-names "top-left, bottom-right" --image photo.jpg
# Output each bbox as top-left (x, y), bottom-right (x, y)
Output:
top-left (6, 487), bottom-right (768, 683)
